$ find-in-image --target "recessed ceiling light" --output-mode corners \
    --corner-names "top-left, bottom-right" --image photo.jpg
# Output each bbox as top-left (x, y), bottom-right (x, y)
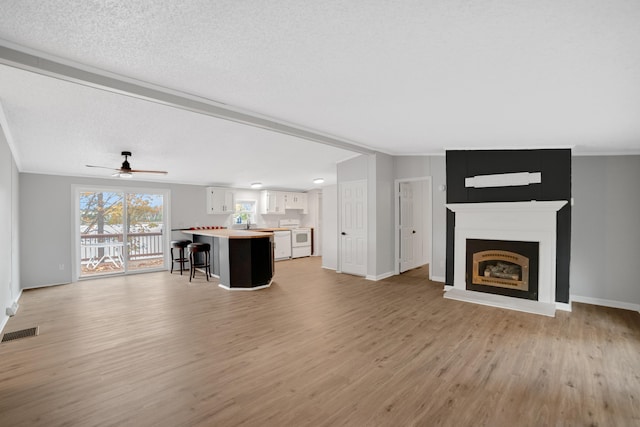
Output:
top-left (251, 182), bottom-right (263, 189)
top-left (313, 178), bottom-right (325, 184)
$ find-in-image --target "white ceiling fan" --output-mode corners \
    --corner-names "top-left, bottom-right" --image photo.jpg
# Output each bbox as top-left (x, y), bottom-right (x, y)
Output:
top-left (86, 151), bottom-right (168, 178)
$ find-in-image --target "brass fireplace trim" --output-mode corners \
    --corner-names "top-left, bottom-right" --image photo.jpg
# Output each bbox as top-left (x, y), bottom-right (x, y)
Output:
top-left (472, 250), bottom-right (529, 291)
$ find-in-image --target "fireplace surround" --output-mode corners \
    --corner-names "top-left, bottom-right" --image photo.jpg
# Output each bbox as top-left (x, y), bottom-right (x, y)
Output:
top-left (445, 201), bottom-right (567, 316)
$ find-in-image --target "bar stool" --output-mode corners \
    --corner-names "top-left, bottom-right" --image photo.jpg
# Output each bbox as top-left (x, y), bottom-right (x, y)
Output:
top-left (188, 242), bottom-right (211, 282)
top-left (170, 240), bottom-right (191, 275)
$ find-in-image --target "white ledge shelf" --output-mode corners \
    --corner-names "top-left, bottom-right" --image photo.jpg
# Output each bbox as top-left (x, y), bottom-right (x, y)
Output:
top-left (446, 200), bottom-right (567, 213)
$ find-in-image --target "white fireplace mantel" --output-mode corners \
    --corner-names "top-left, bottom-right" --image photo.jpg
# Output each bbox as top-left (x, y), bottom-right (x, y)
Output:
top-left (445, 200), bottom-right (567, 316)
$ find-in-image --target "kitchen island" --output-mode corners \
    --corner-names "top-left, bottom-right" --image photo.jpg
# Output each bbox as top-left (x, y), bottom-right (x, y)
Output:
top-left (182, 229), bottom-right (274, 290)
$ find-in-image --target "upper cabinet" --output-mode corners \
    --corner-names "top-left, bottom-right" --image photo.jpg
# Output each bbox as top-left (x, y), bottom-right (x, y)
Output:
top-left (206, 187), bottom-right (235, 214)
top-left (284, 192), bottom-right (308, 213)
top-left (260, 190), bottom-right (286, 215)
top-left (260, 190), bottom-right (308, 214)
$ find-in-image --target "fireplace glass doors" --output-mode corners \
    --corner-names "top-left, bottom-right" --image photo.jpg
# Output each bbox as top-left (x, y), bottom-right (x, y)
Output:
top-left (466, 239), bottom-right (539, 300)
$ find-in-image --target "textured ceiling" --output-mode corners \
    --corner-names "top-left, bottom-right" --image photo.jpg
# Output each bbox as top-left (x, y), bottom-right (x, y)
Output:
top-left (1, 0), bottom-right (639, 188)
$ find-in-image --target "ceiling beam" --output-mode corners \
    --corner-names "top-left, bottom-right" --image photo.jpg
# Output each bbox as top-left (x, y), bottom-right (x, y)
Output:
top-left (0, 42), bottom-right (376, 156)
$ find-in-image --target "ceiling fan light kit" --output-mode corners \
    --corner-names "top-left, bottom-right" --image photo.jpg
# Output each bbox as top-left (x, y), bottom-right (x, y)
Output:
top-left (86, 151), bottom-right (168, 178)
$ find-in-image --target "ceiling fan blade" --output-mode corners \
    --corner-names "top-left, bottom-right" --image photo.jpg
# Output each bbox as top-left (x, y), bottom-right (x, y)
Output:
top-left (87, 152), bottom-right (167, 177)
top-left (130, 169), bottom-right (168, 175)
top-left (86, 164), bottom-right (119, 171)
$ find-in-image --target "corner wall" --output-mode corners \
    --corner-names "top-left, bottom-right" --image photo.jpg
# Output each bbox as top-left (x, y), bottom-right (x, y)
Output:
top-left (0, 129), bottom-right (20, 332)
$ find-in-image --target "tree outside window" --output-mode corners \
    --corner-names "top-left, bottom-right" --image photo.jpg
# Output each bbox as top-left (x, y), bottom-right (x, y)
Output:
top-left (233, 200), bottom-right (256, 225)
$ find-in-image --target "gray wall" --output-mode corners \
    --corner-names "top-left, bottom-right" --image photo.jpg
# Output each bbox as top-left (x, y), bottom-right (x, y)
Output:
top-left (0, 130), bottom-right (20, 331)
top-left (375, 153), bottom-right (395, 278)
top-left (337, 154), bottom-right (368, 182)
top-left (571, 156), bottom-right (640, 307)
top-left (321, 184), bottom-right (338, 270)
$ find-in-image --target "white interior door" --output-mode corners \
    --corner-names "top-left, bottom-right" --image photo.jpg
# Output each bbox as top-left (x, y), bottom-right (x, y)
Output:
top-left (340, 180), bottom-right (367, 276)
top-left (399, 180), bottom-right (427, 273)
top-left (399, 182), bottom-right (417, 272)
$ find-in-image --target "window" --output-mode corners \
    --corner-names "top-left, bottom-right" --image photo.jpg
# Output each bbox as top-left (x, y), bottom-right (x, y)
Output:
top-left (233, 200), bottom-right (256, 225)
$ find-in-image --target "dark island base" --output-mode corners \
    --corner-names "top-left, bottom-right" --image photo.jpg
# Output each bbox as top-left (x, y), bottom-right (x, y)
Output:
top-left (192, 233), bottom-right (274, 290)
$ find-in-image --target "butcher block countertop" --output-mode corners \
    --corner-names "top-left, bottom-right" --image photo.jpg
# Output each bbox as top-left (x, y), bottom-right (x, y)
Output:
top-left (183, 229), bottom-right (274, 239)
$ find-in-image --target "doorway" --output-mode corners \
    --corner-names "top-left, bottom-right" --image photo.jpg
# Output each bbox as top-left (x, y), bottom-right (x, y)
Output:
top-left (395, 177), bottom-right (432, 277)
top-left (75, 187), bottom-right (169, 279)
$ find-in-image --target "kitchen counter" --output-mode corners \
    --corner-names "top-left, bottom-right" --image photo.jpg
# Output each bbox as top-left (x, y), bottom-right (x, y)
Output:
top-left (183, 229), bottom-right (274, 290)
top-left (186, 229), bottom-right (275, 239)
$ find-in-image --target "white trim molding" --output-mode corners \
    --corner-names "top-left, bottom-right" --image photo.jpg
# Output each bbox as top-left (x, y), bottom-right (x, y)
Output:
top-left (366, 271), bottom-right (395, 281)
top-left (571, 295), bottom-right (640, 313)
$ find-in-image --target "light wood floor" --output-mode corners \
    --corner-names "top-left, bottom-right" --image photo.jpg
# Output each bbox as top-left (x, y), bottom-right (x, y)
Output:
top-left (1, 257), bottom-right (639, 427)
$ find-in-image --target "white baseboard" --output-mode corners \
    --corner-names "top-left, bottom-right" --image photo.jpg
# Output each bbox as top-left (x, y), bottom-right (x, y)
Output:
top-left (0, 315), bottom-right (8, 334)
top-left (22, 281), bottom-right (69, 289)
top-left (430, 275), bottom-right (445, 283)
top-left (218, 280), bottom-right (272, 291)
top-left (321, 265), bottom-right (337, 271)
top-left (555, 302), bottom-right (572, 312)
top-left (571, 295), bottom-right (640, 313)
top-left (443, 285), bottom-right (453, 292)
top-left (444, 288), bottom-right (556, 317)
top-left (366, 271), bottom-right (395, 281)
top-left (1, 289), bottom-right (23, 333)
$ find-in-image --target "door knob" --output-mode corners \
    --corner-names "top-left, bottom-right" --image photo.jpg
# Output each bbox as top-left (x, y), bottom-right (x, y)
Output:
top-left (341, 232), bottom-right (346, 235)
top-left (412, 230), bottom-right (416, 234)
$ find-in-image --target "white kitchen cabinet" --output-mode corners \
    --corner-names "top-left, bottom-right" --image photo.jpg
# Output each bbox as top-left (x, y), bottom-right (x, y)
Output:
top-left (284, 192), bottom-right (308, 213)
top-left (260, 190), bottom-right (286, 215)
top-left (206, 186), bottom-right (234, 214)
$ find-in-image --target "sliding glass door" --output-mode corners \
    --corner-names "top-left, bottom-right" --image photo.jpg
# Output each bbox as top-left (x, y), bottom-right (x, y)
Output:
top-left (125, 192), bottom-right (165, 272)
top-left (77, 188), bottom-right (167, 278)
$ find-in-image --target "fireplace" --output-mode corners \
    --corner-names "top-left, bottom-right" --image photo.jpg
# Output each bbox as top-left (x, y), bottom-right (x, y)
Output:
top-left (445, 201), bottom-right (567, 316)
top-left (466, 239), bottom-right (539, 300)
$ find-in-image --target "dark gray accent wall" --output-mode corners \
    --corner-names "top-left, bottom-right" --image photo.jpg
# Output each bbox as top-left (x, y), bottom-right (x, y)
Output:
top-left (445, 149), bottom-right (572, 303)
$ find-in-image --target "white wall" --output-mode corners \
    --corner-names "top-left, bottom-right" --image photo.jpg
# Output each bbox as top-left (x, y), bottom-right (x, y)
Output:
top-left (571, 156), bottom-right (640, 309)
top-left (0, 129), bottom-right (20, 332)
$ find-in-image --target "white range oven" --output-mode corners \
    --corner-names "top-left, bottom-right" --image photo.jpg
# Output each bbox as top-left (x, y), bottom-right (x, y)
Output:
top-left (279, 219), bottom-right (312, 258)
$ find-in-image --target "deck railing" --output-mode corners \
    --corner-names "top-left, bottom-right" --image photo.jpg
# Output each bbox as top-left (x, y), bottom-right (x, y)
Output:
top-left (80, 232), bottom-right (164, 264)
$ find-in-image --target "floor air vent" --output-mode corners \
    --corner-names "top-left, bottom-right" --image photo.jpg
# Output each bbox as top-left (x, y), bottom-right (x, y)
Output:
top-left (1, 326), bottom-right (39, 343)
